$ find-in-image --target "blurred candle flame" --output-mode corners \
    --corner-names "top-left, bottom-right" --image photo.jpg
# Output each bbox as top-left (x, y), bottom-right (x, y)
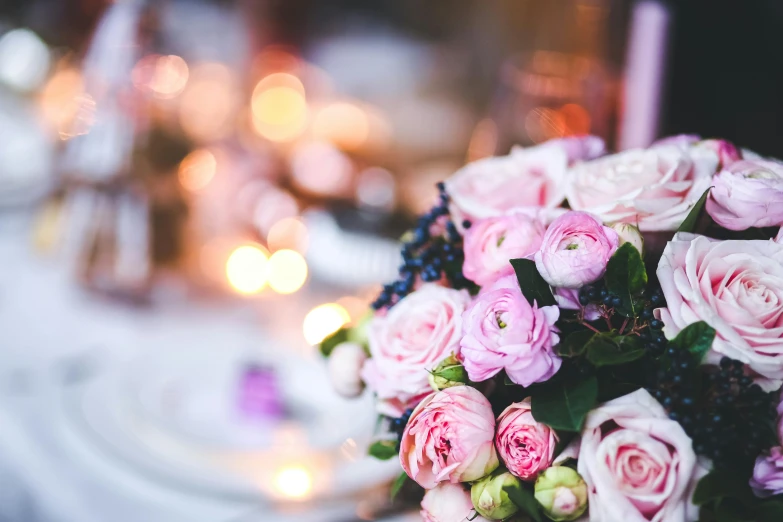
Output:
top-left (179, 62), bottom-right (237, 142)
top-left (251, 73), bottom-right (307, 142)
top-left (273, 466), bottom-right (312, 499)
top-left (303, 303), bottom-right (350, 345)
top-left (226, 244), bottom-right (269, 295)
top-left (266, 249), bottom-right (308, 295)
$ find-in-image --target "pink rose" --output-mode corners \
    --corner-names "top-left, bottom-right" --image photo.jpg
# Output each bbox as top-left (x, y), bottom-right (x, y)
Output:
top-left (462, 211), bottom-right (545, 287)
top-left (657, 233), bottom-right (783, 381)
top-left (578, 389), bottom-right (698, 522)
top-left (446, 137), bottom-right (604, 227)
top-left (362, 285), bottom-right (471, 416)
top-left (706, 159), bottom-right (783, 230)
top-left (401, 386), bottom-right (499, 488)
top-left (565, 143), bottom-right (718, 231)
top-left (460, 275), bottom-right (560, 386)
top-left (534, 211), bottom-right (619, 289)
top-left (496, 398), bottom-right (558, 481)
top-left (421, 483), bottom-right (489, 522)
top-left (554, 288), bottom-right (601, 321)
top-left (751, 447), bottom-right (783, 498)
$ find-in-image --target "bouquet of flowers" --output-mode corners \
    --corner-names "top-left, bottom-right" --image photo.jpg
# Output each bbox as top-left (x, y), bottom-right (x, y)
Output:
top-left (322, 134), bottom-right (783, 522)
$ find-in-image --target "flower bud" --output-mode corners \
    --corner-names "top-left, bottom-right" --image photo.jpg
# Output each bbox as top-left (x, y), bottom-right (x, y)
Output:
top-left (327, 342), bottom-right (367, 398)
top-left (428, 353), bottom-right (468, 391)
top-left (348, 311), bottom-right (373, 346)
top-left (470, 470), bottom-right (521, 520)
top-left (608, 222), bottom-right (644, 256)
top-left (534, 466), bottom-right (588, 522)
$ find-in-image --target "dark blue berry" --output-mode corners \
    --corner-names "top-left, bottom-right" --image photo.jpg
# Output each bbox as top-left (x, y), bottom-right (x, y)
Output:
top-left (579, 294), bottom-right (589, 306)
top-left (436, 181), bottom-right (445, 192)
top-left (611, 296), bottom-right (622, 307)
top-left (462, 220), bottom-right (472, 229)
top-left (650, 319), bottom-right (663, 330)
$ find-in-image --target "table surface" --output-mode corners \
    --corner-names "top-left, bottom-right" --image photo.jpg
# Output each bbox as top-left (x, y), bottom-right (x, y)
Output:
top-left (0, 211), bottom-right (419, 522)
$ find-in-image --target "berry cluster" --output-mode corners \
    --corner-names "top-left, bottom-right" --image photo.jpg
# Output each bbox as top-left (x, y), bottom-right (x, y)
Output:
top-left (577, 281), bottom-right (623, 309)
top-left (390, 408), bottom-right (414, 449)
top-left (654, 354), bottom-right (779, 465)
top-left (372, 183), bottom-right (472, 310)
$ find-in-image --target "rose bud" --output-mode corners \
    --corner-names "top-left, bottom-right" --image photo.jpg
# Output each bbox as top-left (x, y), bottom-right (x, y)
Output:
top-left (327, 342), bottom-right (367, 398)
top-left (706, 159), bottom-right (783, 230)
top-left (608, 222), bottom-right (644, 256)
top-left (421, 482), bottom-right (490, 522)
top-left (751, 447), bottom-right (783, 498)
top-left (400, 386), bottom-right (499, 488)
top-left (428, 353), bottom-right (468, 391)
top-left (534, 211), bottom-right (619, 289)
top-left (534, 466), bottom-right (588, 522)
top-left (495, 398), bottom-right (558, 481)
top-left (470, 470), bottom-right (521, 520)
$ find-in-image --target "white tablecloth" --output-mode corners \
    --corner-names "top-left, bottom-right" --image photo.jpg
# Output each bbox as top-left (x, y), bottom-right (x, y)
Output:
top-left (0, 211), bottom-right (418, 522)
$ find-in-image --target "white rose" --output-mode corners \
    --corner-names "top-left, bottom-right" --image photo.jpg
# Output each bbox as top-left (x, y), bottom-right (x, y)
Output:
top-left (566, 143), bottom-right (719, 231)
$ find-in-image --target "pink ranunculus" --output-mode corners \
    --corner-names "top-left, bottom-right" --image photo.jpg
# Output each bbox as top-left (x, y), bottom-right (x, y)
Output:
top-left (534, 211), bottom-right (619, 289)
top-left (699, 138), bottom-right (742, 169)
top-left (657, 233), bottom-right (783, 381)
top-left (462, 210), bottom-right (546, 287)
top-left (578, 389), bottom-right (698, 522)
top-left (446, 137), bottom-right (604, 227)
top-left (706, 159), bottom-right (783, 231)
top-left (751, 447), bottom-right (783, 498)
top-left (421, 482), bottom-right (489, 522)
top-left (401, 386), bottom-right (499, 489)
top-left (361, 285), bottom-right (471, 417)
top-left (565, 143), bottom-right (719, 231)
top-left (495, 398), bottom-right (558, 481)
top-left (775, 227), bottom-right (783, 244)
top-left (460, 275), bottom-right (560, 387)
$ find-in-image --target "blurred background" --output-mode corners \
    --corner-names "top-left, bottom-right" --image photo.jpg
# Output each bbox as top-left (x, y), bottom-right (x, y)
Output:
top-left (0, 1), bottom-right (779, 521)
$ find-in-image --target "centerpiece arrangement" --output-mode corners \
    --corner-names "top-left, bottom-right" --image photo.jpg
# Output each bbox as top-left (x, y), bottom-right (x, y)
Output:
top-left (322, 134), bottom-right (783, 522)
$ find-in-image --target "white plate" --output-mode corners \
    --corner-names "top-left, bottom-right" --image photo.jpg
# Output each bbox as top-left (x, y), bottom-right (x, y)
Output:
top-left (62, 345), bottom-right (399, 502)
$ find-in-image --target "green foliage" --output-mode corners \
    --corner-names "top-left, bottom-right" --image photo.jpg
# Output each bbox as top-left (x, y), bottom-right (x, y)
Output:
top-left (531, 375), bottom-right (598, 432)
top-left (605, 243), bottom-right (648, 317)
top-left (503, 483), bottom-right (543, 522)
top-left (510, 258), bottom-right (556, 307)
top-left (390, 472), bottom-right (409, 501)
top-left (557, 330), bottom-right (595, 358)
top-left (692, 470), bottom-right (782, 522)
top-left (585, 333), bottom-right (646, 367)
top-left (319, 327), bottom-right (350, 357)
top-left (671, 321), bottom-right (716, 363)
top-left (678, 188), bottom-right (712, 233)
top-left (368, 440), bottom-right (398, 461)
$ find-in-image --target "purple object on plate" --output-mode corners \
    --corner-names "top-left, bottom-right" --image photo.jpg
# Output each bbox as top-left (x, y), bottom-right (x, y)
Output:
top-left (236, 363), bottom-right (285, 421)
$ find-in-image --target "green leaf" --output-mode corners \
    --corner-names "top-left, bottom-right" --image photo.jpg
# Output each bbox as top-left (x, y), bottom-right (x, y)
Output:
top-left (320, 327), bottom-right (350, 357)
top-left (557, 330), bottom-right (596, 358)
top-left (693, 470), bottom-right (756, 506)
top-left (605, 243), bottom-right (648, 317)
top-left (671, 321), bottom-right (716, 363)
top-left (430, 364), bottom-right (468, 384)
top-left (390, 471), bottom-right (409, 501)
top-left (368, 440), bottom-right (398, 461)
top-left (586, 334), bottom-right (645, 367)
top-left (756, 500), bottom-right (783, 522)
top-left (678, 188), bottom-right (711, 233)
top-left (531, 375), bottom-right (598, 432)
top-left (503, 484), bottom-right (543, 522)
top-left (510, 258), bottom-right (556, 308)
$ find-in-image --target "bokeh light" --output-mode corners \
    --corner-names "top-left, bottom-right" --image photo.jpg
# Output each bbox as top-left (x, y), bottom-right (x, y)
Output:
top-left (251, 73), bottom-right (307, 142)
top-left (303, 303), bottom-right (350, 345)
top-left (252, 188), bottom-right (299, 237)
top-left (267, 217), bottom-right (308, 253)
top-left (179, 62), bottom-right (237, 142)
top-left (312, 101), bottom-right (369, 151)
top-left (267, 249), bottom-right (308, 294)
top-left (132, 54), bottom-right (189, 99)
top-left (225, 244), bottom-right (269, 294)
top-left (290, 141), bottom-right (353, 196)
top-left (273, 466), bottom-right (312, 499)
top-left (38, 67), bottom-right (84, 136)
top-left (178, 149), bottom-right (216, 192)
top-left (0, 29), bottom-right (50, 92)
